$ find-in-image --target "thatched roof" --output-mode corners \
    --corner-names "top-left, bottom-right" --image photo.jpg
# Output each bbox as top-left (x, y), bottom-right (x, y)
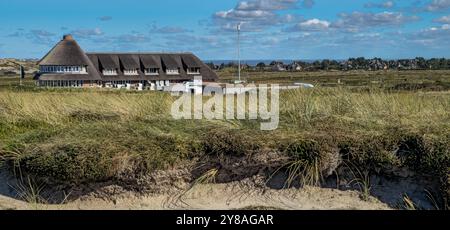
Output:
top-left (160, 54), bottom-right (179, 69)
top-left (35, 35), bottom-right (218, 82)
top-left (38, 35), bottom-right (91, 66)
top-left (85, 53), bottom-right (217, 81)
top-left (181, 54), bottom-right (202, 68)
top-left (119, 54), bottom-right (140, 69)
top-left (140, 55), bottom-right (161, 68)
top-left (97, 54), bottom-right (118, 69)
top-left (36, 35), bottom-right (101, 80)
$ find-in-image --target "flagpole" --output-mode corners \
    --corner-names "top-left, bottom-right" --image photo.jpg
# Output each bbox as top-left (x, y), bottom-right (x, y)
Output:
top-left (237, 23), bottom-right (241, 82)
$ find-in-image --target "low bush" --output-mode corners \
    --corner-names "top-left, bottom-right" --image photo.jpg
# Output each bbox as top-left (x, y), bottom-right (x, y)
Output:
top-left (200, 128), bottom-right (262, 157)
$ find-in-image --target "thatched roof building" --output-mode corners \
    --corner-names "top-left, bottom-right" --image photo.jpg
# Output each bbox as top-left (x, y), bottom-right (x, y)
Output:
top-left (34, 35), bottom-right (218, 86)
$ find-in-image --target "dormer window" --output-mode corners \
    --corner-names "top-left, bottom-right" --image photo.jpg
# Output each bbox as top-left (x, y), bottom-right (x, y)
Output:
top-left (166, 68), bottom-right (179, 75)
top-left (187, 67), bottom-right (200, 74)
top-left (145, 68), bottom-right (159, 75)
top-left (124, 69), bottom-right (138, 75)
top-left (103, 69), bottom-right (117, 75)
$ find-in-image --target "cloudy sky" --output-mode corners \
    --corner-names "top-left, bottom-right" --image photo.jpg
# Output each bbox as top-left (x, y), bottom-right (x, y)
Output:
top-left (0, 0), bottom-right (449, 60)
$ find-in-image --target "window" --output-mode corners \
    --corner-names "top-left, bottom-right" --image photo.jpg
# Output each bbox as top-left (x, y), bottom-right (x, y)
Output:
top-left (124, 69), bottom-right (138, 75)
top-left (40, 66), bottom-right (86, 74)
top-left (145, 68), bottom-right (159, 75)
top-left (166, 68), bottom-right (179, 75)
top-left (103, 69), bottom-right (117, 75)
top-left (187, 67), bottom-right (200, 74)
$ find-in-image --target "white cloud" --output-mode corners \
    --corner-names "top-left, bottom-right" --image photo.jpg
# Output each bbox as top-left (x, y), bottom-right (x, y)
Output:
top-left (333, 11), bottom-right (419, 31)
top-left (212, 0), bottom-right (300, 31)
top-left (364, 1), bottom-right (395, 9)
top-left (25, 30), bottom-right (56, 44)
top-left (425, 0), bottom-right (450, 11)
top-left (405, 24), bottom-right (450, 47)
top-left (236, 0), bottom-right (298, 11)
top-left (215, 9), bottom-right (275, 20)
top-left (434, 15), bottom-right (450, 23)
top-left (5, 29), bottom-right (57, 45)
top-left (71, 28), bottom-right (103, 39)
top-left (301, 19), bottom-right (330, 27)
top-left (114, 33), bottom-right (149, 43)
top-left (289, 18), bottom-right (330, 31)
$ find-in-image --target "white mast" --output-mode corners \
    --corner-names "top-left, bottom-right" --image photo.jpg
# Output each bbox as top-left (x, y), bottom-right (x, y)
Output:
top-left (237, 22), bottom-right (241, 83)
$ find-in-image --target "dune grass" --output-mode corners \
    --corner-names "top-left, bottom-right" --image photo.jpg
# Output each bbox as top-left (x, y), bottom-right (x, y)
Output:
top-left (0, 80), bottom-right (449, 207)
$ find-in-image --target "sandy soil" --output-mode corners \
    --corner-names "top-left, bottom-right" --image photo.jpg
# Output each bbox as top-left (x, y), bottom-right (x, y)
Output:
top-left (0, 181), bottom-right (391, 210)
top-left (4, 165), bottom-right (438, 210)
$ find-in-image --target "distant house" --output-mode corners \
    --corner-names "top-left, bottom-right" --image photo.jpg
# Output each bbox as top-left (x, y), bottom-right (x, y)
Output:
top-left (271, 63), bottom-right (286, 72)
top-left (287, 62), bottom-right (302, 71)
top-left (240, 64), bottom-right (250, 70)
top-left (34, 35), bottom-right (218, 89)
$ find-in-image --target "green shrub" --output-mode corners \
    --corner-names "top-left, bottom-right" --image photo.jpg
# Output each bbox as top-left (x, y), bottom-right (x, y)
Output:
top-left (339, 134), bottom-right (400, 170)
top-left (18, 143), bottom-right (115, 183)
top-left (201, 128), bottom-right (262, 157)
top-left (5, 129), bottom-right (192, 185)
top-left (275, 136), bottom-right (340, 187)
top-left (281, 139), bottom-right (321, 161)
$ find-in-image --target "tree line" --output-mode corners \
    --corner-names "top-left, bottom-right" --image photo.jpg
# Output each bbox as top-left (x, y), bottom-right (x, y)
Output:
top-left (206, 57), bottom-right (450, 71)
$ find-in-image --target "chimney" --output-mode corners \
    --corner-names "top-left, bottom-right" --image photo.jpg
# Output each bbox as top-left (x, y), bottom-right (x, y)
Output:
top-left (63, 34), bottom-right (74, 41)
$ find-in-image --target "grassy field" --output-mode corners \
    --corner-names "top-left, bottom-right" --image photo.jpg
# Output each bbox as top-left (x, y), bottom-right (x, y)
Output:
top-left (0, 71), bottom-right (449, 208)
top-left (219, 69), bottom-right (450, 90)
top-left (2, 69), bottom-right (450, 89)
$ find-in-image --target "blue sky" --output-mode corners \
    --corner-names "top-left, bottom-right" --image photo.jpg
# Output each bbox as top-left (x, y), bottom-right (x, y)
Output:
top-left (1, 0), bottom-right (450, 60)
